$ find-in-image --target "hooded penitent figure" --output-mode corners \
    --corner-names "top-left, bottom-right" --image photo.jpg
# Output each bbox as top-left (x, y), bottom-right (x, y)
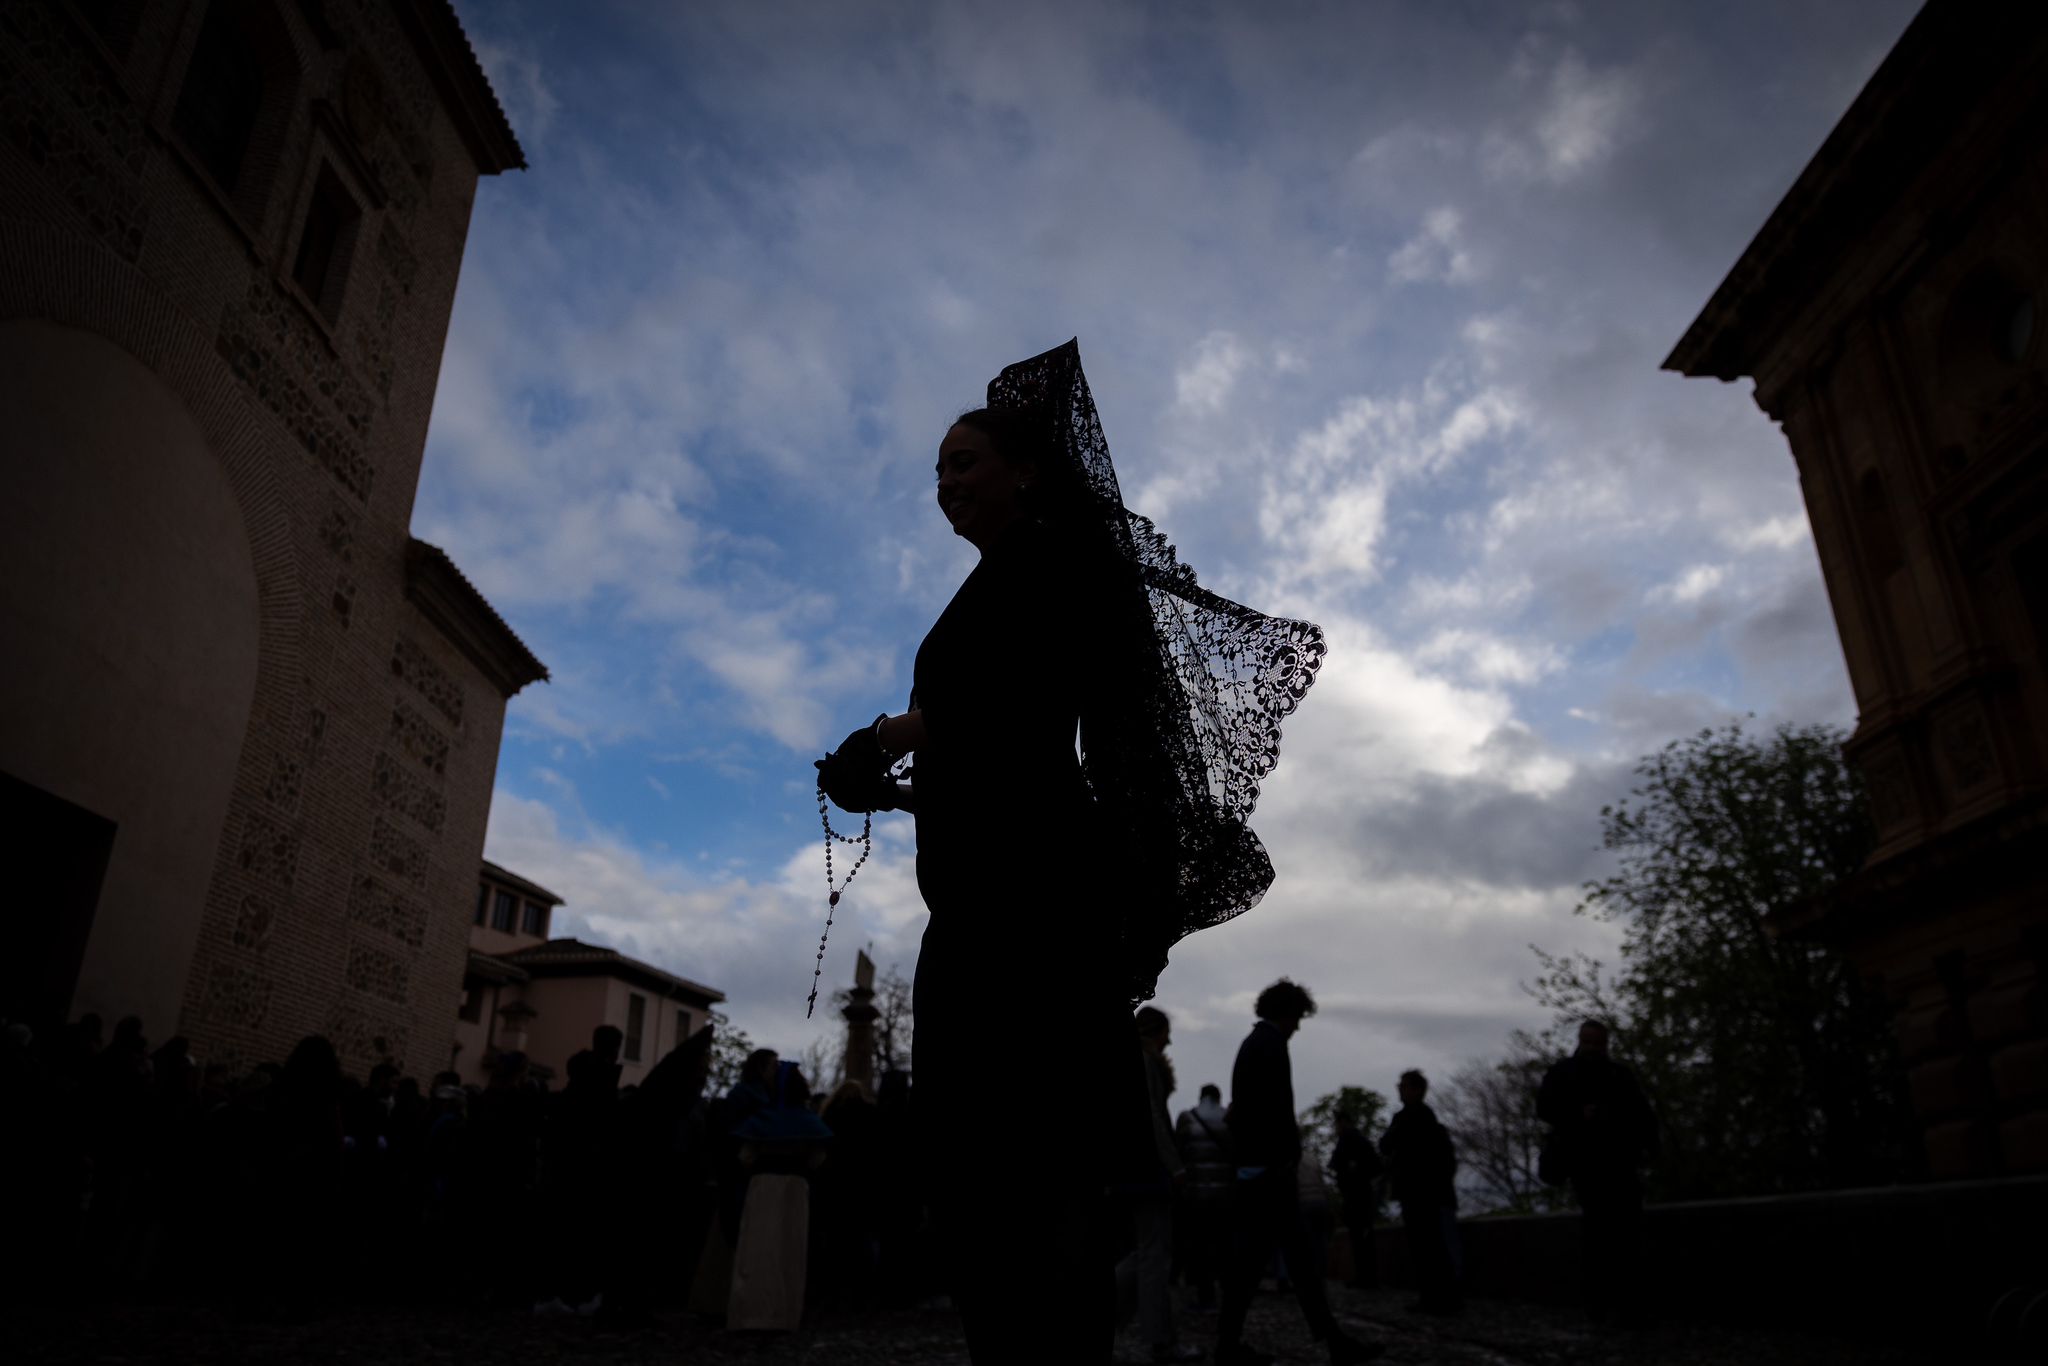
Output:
top-left (816, 340), bottom-right (1324, 1365)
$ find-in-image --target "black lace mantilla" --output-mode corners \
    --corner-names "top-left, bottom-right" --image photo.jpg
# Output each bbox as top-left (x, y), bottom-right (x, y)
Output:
top-left (987, 340), bottom-right (1327, 1002)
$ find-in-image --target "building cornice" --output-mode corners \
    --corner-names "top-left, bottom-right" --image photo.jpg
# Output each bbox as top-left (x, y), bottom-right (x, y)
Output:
top-left (404, 538), bottom-right (548, 697)
top-left (389, 0), bottom-right (527, 174)
top-left (505, 938), bottom-right (726, 1007)
top-left (466, 949), bottom-right (529, 985)
top-left (479, 858), bottom-right (564, 907)
top-left (1665, 2), bottom-right (2038, 381)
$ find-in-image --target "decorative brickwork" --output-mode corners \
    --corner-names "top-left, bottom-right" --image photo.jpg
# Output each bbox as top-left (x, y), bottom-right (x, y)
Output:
top-left (376, 220), bottom-right (418, 292)
top-left (215, 279), bottom-right (378, 502)
top-left (388, 700), bottom-right (449, 777)
top-left (371, 750), bottom-right (446, 832)
top-left (345, 941), bottom-right (410, 1003)
top-left (331, 571), bottom-right (357, 625)
top-left (301, 705), bottom-right (329, 763)
top-left (347, 873), bottom-right (427, 948)
top-left (391, 635), bottom-right (465, 726)
top-left (0, 0), bottom-right (149, 262)
top-left (317, 502), bottom-right (358, 562)
top-left (236, 813), bottom-right (300, 889)
top-left (202, 963), bottom-right (272, 1031)
top-left (353, 290), bottom-right (397, 399)
top-left (369, 814), bottom-right (430, 890)
top-left (324, 1003), bottom-right (408, 1073)
top-left (262, 753), bottom-right (303, 813)
top-left (231, 895), bottom-right (276, 952)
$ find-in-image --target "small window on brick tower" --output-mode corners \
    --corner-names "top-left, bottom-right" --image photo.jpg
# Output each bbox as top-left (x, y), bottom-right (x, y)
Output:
top-left (292, 164), bottom-right (362, 323)
top-left (173, 4), bottom-right (265, 194)
top-left (171, 1), bottom-right (300, 227)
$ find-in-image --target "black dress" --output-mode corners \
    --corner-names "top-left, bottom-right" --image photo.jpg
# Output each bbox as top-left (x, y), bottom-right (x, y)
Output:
top-left (908, 517), bottom-right (1146, 1364)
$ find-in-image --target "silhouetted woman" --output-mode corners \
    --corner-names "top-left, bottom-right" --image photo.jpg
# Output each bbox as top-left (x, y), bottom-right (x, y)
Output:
top-left (818, 342), bottom-right (1327, 1365)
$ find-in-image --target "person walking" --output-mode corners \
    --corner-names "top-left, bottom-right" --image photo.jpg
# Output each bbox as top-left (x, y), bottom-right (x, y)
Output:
top-left (1213, 980), bottom-right (1380, 1366)
top-left (816, 341), bottom-right (1327, 1366)
top-left (1537, 1020), bottom-right (1657, 1323)
top-left (1379, 1070), bottom-right (1460, 1315)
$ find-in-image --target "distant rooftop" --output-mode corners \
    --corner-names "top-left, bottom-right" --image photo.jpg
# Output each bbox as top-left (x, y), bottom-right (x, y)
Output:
top-left (503, 937), bottom-right (725, 1006)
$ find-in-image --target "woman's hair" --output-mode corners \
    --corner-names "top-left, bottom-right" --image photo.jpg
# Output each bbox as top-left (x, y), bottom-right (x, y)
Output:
top-left (1254, 978), bottom-right (1317, 1023)
top-left (951, 406), bottom-right (1051, 471)
top-left (1134, 1005), bottom-right (1170, 1037)
top-left (950, 406), bottom-right (1089, 525)
top-left (1399, 1068), bottom-right (1429, 1095)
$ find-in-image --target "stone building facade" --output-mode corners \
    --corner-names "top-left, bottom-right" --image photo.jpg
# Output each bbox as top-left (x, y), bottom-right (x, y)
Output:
top-left (0, 0), bottom-right (543, 1077)
top-left (1667, 1), bottom-right (2048, 1177)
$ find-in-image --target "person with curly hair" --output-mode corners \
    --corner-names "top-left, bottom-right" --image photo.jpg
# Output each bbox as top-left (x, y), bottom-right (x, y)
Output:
top-left (1216, 980), bottom-right (1380, 1364)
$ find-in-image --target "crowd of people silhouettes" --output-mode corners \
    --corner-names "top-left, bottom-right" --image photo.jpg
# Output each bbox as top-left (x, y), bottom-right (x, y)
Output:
top-left (1, 982), bottom-right (1657, 1362)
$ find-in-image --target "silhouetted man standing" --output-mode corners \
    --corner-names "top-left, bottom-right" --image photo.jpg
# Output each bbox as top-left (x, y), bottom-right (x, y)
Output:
top-left (1537, 1020), bottom-right (1657, 1321)
top-left (1216, 980), bottom-right (1380, 1366)
top-left (1379, 1070), bottom-right (1459, 1315)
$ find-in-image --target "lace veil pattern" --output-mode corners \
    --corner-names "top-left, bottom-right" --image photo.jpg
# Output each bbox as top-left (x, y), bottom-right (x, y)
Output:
top-left (987, 340), bottom-right (1327, 1001)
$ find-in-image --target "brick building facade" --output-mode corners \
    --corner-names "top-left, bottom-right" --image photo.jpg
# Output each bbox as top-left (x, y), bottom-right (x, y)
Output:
top-left (1668, 0), bottom-right (2048, 1176)
top-left (0, 0), bottom-right (544, 1077)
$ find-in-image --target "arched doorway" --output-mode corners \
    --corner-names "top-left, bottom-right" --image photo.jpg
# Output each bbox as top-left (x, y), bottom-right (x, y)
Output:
top-left (0, 320), bottom-right (261, 1031)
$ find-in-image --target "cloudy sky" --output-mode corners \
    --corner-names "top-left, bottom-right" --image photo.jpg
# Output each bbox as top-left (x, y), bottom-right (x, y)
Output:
top-left (418, 0), bottom-right (1920, 1110)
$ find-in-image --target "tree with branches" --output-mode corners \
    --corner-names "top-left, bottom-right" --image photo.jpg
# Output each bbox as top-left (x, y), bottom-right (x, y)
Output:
top-left (1433, 1032), bottom-right (1571, 1215)
top-left (1298, 1084), bottom-right (1388, 1170)
top-left (1528, 722), bottom-right (1913, 1200)
top-left (705, 1008), bottom-right (756, 1096)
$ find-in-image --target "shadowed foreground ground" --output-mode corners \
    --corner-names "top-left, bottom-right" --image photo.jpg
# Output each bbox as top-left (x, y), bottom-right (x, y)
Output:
top-left (4, 1283), bottom-right (1940, 1365)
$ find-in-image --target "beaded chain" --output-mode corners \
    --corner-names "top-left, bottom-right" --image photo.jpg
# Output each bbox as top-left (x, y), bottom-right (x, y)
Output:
top-left (806, 789), bottom-right (872, 1018)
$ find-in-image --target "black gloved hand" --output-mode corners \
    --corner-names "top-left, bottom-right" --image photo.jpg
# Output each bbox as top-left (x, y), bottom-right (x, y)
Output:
top-left (829, 720), bottom-right (889, 777)
top-left (815, 718), bottom-right (897, 815)
top-left (814, 752), bottom-right (898, 814)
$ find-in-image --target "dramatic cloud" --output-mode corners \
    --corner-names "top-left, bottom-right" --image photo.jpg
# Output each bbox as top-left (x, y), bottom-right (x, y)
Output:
top-left (427, 0), bottom-right (1916, 1104)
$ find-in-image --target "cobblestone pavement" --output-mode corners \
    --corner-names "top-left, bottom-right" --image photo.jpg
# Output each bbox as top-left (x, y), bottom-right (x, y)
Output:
top-left (5, 1284), bottom-right (1947, 1365)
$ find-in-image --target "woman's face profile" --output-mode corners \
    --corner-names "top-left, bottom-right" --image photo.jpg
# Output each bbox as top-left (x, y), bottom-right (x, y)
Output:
top-left (935, 422), bottom-right (1031, 548)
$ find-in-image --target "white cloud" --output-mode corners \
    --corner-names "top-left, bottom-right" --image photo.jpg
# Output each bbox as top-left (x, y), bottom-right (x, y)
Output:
top-left (1483, 48), bottom-right (1641, 185)
top-left (1418, 628), bottom-right (1566, 687)
top-left (1725, 511), bottom-right (1812, 552)
top-left (1647, 563), bottom-right (1728, 606)
top-left (1173, 330), bottom-right (1253, 415)
top-left (429, 0), bottom-right (1913, 1110)
top-left (1387, 206), bottom-right (1481, 286)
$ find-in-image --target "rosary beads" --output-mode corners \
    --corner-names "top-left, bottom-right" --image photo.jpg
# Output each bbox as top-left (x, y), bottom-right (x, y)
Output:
top-left (807, 789), bottom-right (872, 1018)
